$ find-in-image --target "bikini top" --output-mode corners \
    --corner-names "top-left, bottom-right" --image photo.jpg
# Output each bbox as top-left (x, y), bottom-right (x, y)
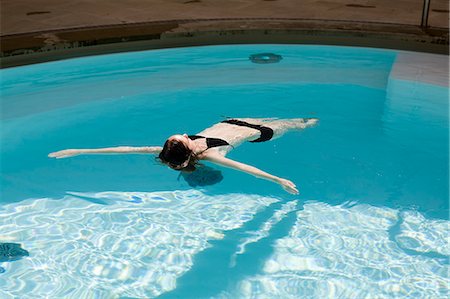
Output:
top-left (188, 135), bottom-right (231, 149)
top-left (221, 119), bottom-right (274, 142)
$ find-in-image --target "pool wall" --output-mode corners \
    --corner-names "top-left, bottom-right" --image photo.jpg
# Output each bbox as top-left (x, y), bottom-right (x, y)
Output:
top-left (1, 19), bottom-right (449, 68)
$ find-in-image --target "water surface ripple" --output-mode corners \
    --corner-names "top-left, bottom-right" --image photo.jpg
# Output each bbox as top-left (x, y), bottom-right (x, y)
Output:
top-left (0, 192), bottom-right (448, 298)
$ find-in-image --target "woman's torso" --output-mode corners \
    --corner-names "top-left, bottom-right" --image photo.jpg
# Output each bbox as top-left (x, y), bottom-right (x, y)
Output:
top-left (193, 120), bottom-right (269, 156)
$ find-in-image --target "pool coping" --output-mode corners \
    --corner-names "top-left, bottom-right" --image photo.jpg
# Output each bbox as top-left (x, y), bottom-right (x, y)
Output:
top-left (1, 18), bottom-right (448, 68)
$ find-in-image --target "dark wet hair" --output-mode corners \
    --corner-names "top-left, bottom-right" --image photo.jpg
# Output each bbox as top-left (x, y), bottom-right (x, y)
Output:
top-left (157, 139), bottom-right (197, 172)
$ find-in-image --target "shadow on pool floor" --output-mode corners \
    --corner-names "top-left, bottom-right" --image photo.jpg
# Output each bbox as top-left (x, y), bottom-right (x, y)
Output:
top-left (156, 199), bottom-right (300, 299)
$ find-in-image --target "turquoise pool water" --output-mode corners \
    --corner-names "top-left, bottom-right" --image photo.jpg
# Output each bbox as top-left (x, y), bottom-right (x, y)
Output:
top-left (0, 45), bottom-right (448, 298)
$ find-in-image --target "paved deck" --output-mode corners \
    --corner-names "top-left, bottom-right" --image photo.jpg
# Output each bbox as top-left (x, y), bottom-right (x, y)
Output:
top-left (2, 0), bottom-right (449, 34)
top-left (1, 0), bottom-right (448, 67)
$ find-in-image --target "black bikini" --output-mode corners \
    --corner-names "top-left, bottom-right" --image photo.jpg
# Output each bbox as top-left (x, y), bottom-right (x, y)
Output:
top-left (183, 120), bottom-right (273, 186)
top-left (188, 135), bottom-right (231, 149)
top-left (188, 119), bottom-right (274, 148)
top-left (221, 119), bottom-right (274, 142)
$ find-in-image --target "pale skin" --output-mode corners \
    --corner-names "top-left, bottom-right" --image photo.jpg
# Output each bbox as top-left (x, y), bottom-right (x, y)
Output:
top-left (48, 118), bottom-right (318, 194)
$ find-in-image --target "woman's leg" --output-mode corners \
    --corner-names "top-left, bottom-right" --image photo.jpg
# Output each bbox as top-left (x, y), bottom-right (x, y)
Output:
top-left (225, 117), bottom-right (278, 125)
top-left (269, 118), bottom-right (318, 139)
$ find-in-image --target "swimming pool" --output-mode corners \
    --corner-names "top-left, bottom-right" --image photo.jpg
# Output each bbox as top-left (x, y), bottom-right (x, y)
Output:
top-left (1, 45), bottom-right (448, 298)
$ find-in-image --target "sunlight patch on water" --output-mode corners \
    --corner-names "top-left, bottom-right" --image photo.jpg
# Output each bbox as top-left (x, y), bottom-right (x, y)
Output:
top-left (397, 211), bottom-right (449, 256)
top-left (0, 190), bottom-right (277, 298)
top-left (232, 202), bottom-right (449, 299)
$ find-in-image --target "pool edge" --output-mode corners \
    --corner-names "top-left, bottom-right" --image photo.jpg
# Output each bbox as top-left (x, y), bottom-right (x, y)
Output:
top-left (1, 19), bottom-right (448, 68)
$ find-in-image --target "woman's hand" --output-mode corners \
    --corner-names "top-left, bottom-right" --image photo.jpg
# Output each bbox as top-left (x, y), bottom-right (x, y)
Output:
top-left (48, 149), bottom-right (80, 159)
top-left (278, 178), bottom-right (299, 195)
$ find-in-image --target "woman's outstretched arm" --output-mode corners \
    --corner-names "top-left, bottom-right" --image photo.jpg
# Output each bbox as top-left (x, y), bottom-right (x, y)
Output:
top-left (203, 153), bottom-right (299, 194)
top-left (48, 146), bottom-right (163, 159)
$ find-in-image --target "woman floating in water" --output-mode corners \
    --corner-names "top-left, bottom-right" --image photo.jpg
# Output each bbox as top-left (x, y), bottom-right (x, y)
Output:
top-left (49, 118), bottom-right (318, 194)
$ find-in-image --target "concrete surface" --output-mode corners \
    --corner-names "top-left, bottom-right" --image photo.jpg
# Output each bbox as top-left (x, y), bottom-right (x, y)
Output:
top-left (0, 0), bottom-right (448, 67)
top-left (1, 0), bottom-right (449, 35)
